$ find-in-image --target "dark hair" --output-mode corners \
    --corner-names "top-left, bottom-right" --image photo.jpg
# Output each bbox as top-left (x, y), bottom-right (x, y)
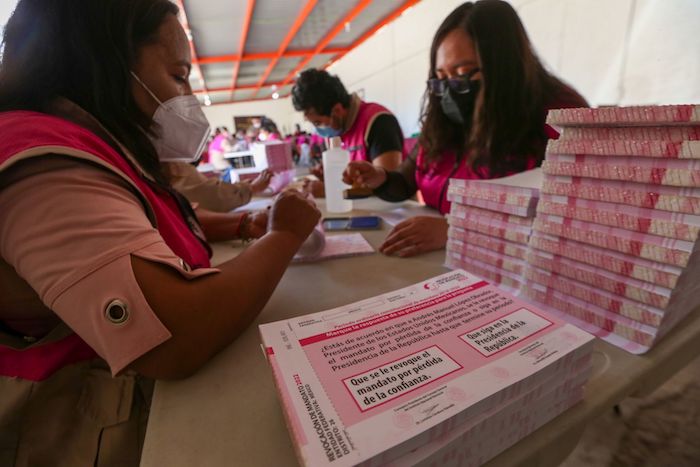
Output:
top-left (291, 69), bottom-right (352, 116)
top-left (419, 0), bottom-right (586, 176)
top-left (261, 120), bottom-right (278, 134)
top-left (0, 0), bottom-right (179, 185)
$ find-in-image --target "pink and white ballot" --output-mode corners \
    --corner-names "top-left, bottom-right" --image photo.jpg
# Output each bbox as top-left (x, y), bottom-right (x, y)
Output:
top-left (259, 270), bottom-right (594, 467)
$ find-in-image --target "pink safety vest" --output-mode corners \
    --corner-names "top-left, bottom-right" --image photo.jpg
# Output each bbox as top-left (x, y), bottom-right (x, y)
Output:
top-left (0, 110), bottom-right (212, 381)
top-left (295, 135), bottom-right (308, 147)
top-left (415, 144), bottom-right (544, 215)
top-left (208, 133), bottom-right (226, 153)
top-left (341, 100), bottom-right (392, 162)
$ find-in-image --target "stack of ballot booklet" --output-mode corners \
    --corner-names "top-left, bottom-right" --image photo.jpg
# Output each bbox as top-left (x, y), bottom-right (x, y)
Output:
top-left (260, 270), bottom-right (594, 466)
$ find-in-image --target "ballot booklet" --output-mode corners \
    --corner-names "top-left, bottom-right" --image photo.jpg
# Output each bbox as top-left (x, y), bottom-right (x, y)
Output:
top-left (259, 270), bottom-right (594, 467)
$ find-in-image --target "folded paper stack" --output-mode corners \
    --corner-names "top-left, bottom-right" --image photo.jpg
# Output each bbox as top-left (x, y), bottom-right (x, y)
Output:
top-left (259, 270), bottom-right (594, 467)
top-left (445, 169), bottom-right (542, 294)
top-left (524, 105), bottom-right (700, 353)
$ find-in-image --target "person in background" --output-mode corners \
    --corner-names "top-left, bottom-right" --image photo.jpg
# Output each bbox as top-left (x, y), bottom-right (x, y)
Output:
top-left (165, 122), bottom-right (273, 212)
top-left (309, 131), bottom-right (326, 165)
top-left (0, 1), bottom-right (320, 464)
top-left (245, 126), bottom-right (259, 144)
top-left (258, 118), bottom-right (281, 142)
top-left (344, 0), bottom-right (587, 257)
top-left (232, 129), bottom-right (248, 151)
top-left (198, 134), bottom-right (213, 165)
top-left (207, 126), bottom-right (232, 171)
top-left (291, 68), bottom-right (403, 197)
top-left (162, 160), bottom-right (273, 212)
top-left (293, 124), bottom-right (308, 145)
top-left (285, 133), bottom-right (300, 164)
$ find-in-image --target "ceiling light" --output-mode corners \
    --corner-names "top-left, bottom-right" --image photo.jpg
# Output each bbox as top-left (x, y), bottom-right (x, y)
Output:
top-left (204, 95), bottom-right (211, 106)
top-left (272, 92), bottom-right (280, 100)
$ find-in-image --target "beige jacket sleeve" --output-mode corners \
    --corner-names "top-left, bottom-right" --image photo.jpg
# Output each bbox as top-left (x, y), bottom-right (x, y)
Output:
top-left (163, 161), bottom-right (252, 212)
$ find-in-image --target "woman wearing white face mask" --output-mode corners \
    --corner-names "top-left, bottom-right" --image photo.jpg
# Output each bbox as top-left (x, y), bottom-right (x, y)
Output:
top-left (133, 72), bottom-right (272, 212)
top-left (0, 0), bottom-right (320, 464)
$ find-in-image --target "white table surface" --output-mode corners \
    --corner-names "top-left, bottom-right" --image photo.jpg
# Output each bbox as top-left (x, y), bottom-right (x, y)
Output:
top-left (140, 198), bottom-right (700, 467)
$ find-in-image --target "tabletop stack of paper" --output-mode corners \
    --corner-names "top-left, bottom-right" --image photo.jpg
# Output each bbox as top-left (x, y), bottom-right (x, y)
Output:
top-left (523, 105), bottom-right (700, 353)
top-left (259, 270), bottom-right (594, 467)
top-left (444, 169), bottom-right (542, 294)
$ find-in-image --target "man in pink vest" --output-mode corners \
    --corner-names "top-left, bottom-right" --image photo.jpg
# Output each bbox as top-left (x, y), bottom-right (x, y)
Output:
top-left (291, 69), bottom-right (403, 197)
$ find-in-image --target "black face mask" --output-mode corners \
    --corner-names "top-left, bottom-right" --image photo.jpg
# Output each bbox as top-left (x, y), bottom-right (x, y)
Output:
top-left (440, 80), bottom-right (481, 127)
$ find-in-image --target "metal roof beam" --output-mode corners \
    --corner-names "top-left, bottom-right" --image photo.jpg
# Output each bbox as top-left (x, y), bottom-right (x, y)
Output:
top-left (193, 80), bottom-right (287, 94)
top-left (229, 0), bottom-right (257, 98)
top-left (250, 0), bottom-right (318, 99)
top-left (279, 0), bottom-right (373, 87)
top-left (195, 47), bottom-right (349, 64)
top-left (208, 93), bottom-right (293, 106)
top-left (196, 0), bottom-right (422, 104)
top-left (174, 0), bottom-right (210, 103)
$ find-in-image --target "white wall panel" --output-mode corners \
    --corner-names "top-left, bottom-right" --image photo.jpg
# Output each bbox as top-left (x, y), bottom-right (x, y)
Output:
top-left (517, 0), bottom-right (567, 72)
top-left (558, 0), bottom-right (634, 105)
top-left (392, 0), bottom-right (464, 63)
top-left (621, 0), bottom-right (700, 105)
top-left (393, 51), bottom-right (431, 136)
top-left (327, 24), bottom-right (394, 87)
top-left (349, 66), bottom-right (397, 114)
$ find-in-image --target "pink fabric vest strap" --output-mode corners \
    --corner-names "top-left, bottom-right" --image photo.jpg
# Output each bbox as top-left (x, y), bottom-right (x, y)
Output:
top-left (341, 101), bottom-right (391, 162)
top-left (415, 147), bottom-right (539, 215)
top-left (0, 110), bottom-right (212, 381)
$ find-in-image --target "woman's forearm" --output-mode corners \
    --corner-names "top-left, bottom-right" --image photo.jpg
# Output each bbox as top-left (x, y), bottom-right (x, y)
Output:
top-left (129, 230), bottom-right (302, 379)
top-left (196, 209), bottom-right (247, 241)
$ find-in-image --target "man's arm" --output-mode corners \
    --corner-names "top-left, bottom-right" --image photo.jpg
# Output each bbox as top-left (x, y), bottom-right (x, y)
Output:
top-left (366, 113), bottom-right (404, 171)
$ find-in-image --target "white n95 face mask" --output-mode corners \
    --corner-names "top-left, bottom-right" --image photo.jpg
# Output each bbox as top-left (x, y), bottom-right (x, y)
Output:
top-left (131, 72), bottom-right (211, 163)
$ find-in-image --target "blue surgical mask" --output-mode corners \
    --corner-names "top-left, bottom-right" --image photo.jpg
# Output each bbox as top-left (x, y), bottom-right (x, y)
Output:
top-left (315, 125), bottom-right (343, 138)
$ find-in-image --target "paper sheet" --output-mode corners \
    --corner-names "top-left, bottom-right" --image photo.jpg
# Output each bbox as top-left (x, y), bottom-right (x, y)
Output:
top-left (293, 233), bottom-right (374, 263)
top-left (376, 207), bottom-right (442, 227)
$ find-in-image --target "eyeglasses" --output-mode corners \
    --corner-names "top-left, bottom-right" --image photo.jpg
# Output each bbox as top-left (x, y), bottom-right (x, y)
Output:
top-left (427, 68), bottom-right (481, 96)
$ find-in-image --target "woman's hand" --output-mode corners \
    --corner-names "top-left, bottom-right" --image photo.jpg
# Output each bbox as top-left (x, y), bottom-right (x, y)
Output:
top-left (249, 169), bottom-right (273, 194)
top-left (269, 190), bottom-right (321, 243)
top-left (301, 179), bottom-right (326, 198)
top-left (310, 164), bottom-right (324, 181)
top-left (379, 216), bottom-right (448, 257)
top-left (241, 209), bottom-right (269, 239)
top-left (131, 190), bottom-right (320, 380)
top-left (343, 161), bottom-right (387, 189)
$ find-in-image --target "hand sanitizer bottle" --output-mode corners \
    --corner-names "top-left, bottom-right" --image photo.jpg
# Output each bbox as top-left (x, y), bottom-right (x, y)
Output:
top-left (322, 136), bottom-right (352, 213)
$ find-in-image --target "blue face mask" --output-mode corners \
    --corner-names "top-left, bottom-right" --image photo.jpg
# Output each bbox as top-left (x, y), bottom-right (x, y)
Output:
top-left (315, 125), bottom-right (343, 138)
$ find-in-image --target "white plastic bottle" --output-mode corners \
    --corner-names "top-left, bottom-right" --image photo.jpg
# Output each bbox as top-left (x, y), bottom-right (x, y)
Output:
top-left (322, 136), bottom-right (353, 213)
